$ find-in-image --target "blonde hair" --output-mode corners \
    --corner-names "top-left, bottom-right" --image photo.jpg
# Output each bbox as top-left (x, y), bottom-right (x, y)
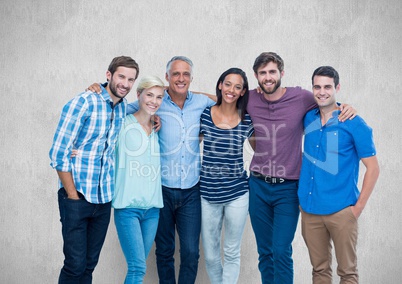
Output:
top-left (136, 75), bottom-right (165, 94)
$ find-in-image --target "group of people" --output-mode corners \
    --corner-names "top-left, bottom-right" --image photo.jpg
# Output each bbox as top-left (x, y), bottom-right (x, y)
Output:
top-left (49, 52), bottom-right (379, 284)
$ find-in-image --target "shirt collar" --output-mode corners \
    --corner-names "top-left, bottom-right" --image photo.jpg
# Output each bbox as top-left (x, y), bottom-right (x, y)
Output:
top-left (314, 108), bottom-right (340, 127)
top-left (164, 89), bottom-right (190, 102)
top-left (313, 108), bottom-right (340, 116)
top-left (315, 108), bottom-right (341, 126)
top-left (327, 109), bottom-right (341, 126)
top-left (100, 85), bottom-right (125, 106)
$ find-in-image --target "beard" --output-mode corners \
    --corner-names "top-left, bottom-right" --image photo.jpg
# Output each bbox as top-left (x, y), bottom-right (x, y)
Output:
top-left (109, 79), bottom-right (129, 99)
top-left (258, 78), bottom-right (281, 95)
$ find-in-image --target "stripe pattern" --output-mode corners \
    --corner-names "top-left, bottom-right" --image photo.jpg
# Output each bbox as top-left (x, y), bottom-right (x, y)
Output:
top-left (200, 106), bottom-right (254, 203)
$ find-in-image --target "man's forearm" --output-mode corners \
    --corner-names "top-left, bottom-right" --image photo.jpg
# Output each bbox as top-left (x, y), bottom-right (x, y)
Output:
top-left (355, 169), bottom-right (379, 211)
top-left (353, 156), bottom-right (380, 217)
top-left (193, 91), bottom-right (217, 102)
top-left (57, 171), bottom-right (79, 199)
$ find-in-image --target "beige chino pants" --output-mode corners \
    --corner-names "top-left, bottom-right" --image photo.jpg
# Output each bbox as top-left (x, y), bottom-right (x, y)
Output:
top-left (301, 207), bottom-right (359, 284)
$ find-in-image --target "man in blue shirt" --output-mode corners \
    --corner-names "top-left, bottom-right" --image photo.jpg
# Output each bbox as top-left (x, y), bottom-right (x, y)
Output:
top-left (298, 66), bottom-right (380, 283)
top-left (127, 56), bottom-right (215, 284)
top-left (49, 56), bottom-right (139, 283)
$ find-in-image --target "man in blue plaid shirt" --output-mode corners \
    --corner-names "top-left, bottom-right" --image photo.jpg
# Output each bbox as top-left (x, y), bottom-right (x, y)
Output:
top-left (49, 56), bottom-right (139, 283)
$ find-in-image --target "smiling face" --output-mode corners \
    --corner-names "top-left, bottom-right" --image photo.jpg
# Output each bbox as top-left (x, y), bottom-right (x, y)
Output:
top-left (165, 60), bottom-right (192, 97)
top-left (137, 86), bottom-right (164, 115)
top-left (312, 75), bottom-right (340, 109)
top-left (255, 61), bottom-right (283, 95)
top-left (218, 73), bottom-right (245, 104)
top-left (106, 66), bottom-right (137, 103)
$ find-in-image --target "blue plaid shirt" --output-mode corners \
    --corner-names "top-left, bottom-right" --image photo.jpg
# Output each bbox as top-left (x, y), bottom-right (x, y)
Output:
top-left (49, 86), bottom-right (126, 204)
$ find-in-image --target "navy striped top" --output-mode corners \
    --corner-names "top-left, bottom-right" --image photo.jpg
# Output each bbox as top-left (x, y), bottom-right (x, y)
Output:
top-left (200, 106), bottom-right (254, 203)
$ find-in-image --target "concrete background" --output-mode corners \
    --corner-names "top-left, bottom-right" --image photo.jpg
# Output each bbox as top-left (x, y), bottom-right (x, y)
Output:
top-left (1, 0), bottom-right (401, 283)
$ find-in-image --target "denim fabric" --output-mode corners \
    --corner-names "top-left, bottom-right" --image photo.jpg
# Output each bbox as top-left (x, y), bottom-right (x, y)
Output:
top-left (248, 176), bottom-right (300, 284)
top-left (201, 192), bottom-right (249, 284)
top-left (154, 184), bottom-right (201, 284)
top-left (57, 188), bottom-right (111, 284)
top-left (114, 207), bottom-right (160, 284)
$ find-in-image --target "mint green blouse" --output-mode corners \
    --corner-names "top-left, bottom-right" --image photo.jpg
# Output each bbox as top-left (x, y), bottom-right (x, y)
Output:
top-left (112, 114), bottom-right (163, 209)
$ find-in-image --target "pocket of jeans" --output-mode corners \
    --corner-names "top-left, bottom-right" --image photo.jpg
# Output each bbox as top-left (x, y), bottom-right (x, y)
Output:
top-left (66, 196), bottom-right (82, 201)
top-left (59, 188), bottom-right (84, 202)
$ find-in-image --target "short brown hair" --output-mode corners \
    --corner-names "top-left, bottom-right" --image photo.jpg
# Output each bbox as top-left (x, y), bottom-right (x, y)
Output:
top-left (108, 56), bottom-right (139, 79)
top-left (253, 52), bottom-right (284, 74)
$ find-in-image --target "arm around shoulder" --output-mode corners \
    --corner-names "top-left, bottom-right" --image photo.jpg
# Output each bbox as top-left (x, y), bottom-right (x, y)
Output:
top-left (248, 133), bottom-right (256, 151)
top-left (338, 102), bottom-right (357, 122)
top-left (127, 100), bottom-right (139, 115)
top-left (193, 91), bottom-right (217, 103)
top-left (86, 82), bottom-right (103, 94)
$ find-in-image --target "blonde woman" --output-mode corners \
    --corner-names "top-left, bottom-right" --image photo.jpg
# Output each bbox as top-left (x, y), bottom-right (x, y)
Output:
top-left (113, 76), bottom-right (165, 284)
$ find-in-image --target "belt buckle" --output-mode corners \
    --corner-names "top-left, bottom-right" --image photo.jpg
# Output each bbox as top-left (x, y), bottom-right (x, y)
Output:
top-left (265, 176), bottom-right (285, 184)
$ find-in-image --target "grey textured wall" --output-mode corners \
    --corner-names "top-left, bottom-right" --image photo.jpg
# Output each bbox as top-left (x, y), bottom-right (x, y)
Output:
top-left (1, 0), bottom-right (401, 283)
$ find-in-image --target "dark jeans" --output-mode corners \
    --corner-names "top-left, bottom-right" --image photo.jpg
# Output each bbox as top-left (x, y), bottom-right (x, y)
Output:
top-left (249, 176), bottom-right (300, 284)
top-left (57, 188), bottom-right (111, 284)
top-left (154, 184), bottom-right (201, 284)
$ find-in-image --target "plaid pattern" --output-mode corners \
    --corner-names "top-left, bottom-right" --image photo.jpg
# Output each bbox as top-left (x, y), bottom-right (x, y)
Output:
top-left (49, 88), bottom-right (126, 204)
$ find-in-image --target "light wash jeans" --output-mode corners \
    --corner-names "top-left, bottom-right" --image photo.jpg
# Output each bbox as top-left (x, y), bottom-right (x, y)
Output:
top-left (201, 192), bottom-right (249, 284)
top-left (114, 207), bottom-right (160, 284)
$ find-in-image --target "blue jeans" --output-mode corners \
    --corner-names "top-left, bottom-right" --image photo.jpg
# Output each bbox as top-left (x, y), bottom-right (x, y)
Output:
top-left (248, 176), bottom-right (300, 284)
top-left (154, 184), bottom-right (201, 284)
top-left (57, 188), bottom-right (111, 284)
top-left (201, 192), bottom-right (249, 284)
top-left (114, 207), bottom-right (160, 284)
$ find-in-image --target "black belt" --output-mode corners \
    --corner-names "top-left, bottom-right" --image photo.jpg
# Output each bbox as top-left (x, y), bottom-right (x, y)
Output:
top-left (251, 171), bottom-right (293, 184)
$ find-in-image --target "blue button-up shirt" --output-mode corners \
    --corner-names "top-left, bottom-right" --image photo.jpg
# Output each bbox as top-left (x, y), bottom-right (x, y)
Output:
top-left (49, 87), bottom-right (126, 204)
top-left (298, 109), bottom-right (376, 215)
top-left (127, 90), bottom-right (215, 189)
